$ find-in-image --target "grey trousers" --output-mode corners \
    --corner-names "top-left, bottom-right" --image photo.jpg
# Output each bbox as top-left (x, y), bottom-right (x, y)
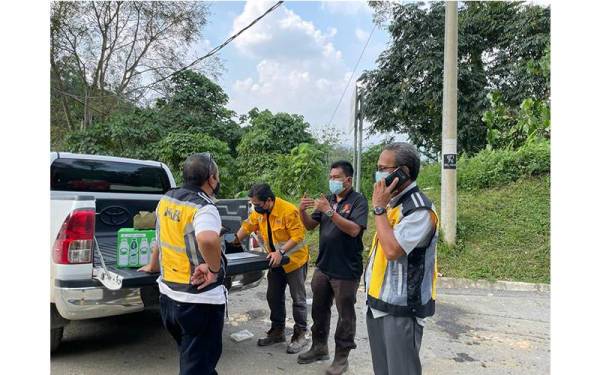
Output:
top-left (366, 308), bottom-right (423, 375)
top-left (267, 263), bottom-right (308, 331)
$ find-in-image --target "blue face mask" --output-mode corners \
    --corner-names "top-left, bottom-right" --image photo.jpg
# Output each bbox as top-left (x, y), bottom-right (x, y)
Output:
top-left (375, 171), bottom-right (390, 183)
top-left (329, 180), bottom-right (345, 195)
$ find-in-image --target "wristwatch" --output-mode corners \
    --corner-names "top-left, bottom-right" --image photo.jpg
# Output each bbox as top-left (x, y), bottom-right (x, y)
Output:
top-left (325, 209), bottom-right (335, 217)
top-left (373, 206), bottom-right (387, 216)
top-left (278, 248), bottom-right (286, 256)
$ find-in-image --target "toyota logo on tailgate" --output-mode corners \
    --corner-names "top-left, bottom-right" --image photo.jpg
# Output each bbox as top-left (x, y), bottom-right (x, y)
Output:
top-left (99, 206), bottom-right (130, 226)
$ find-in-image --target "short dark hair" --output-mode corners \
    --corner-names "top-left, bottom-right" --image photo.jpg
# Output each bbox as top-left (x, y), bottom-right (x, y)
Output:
top-left (330, 160), bottom-right (354, 178)
top-left (248, 183), bottom-right (275, 202)
top-left (182, 153), bottom-right (217, 185)
top-left (382, 142), bottom-right (421, 180)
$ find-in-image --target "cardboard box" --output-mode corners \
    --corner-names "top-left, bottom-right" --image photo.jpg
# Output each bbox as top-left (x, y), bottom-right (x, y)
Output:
top-left (116, 228), bottom-right (156, 268)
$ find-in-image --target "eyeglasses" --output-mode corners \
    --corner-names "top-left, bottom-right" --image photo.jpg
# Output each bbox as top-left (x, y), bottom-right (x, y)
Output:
top-left (199, 152), bottom-right (215, 175)
top-left (376, 165), bottom-right (398, 172)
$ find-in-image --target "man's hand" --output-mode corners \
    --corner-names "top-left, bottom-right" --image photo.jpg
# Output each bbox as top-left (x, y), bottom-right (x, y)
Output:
top-left (299, 192), bottom-right (315, 212)
top-left (190, 263), bottom-right (218, 290)
top-left (372, 177), bottom-right (399, 208)
top-left (231, 233), bottom-right (242, 247)
top-left (137, 263), bottom-right (159, 273)
top-left (314, 194), bottom-right (332, 213)
top-left (266, 251), bottom-right (283, 267)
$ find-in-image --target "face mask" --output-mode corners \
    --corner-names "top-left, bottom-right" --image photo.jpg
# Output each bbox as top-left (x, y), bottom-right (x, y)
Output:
top-left (209, 179), bottom-right (220, 196)
top-left (375, 171), bottom-right (390, 183)
top-left (329, 180), bottom-right (345, 195)
top-left (254, 202), bottom-right (270, 214)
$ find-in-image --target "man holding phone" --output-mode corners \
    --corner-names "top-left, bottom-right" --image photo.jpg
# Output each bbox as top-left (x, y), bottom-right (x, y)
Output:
top-left (365, 142), bottom-right (439, 375)
top-left (297, 160), bottom-right (368, 375)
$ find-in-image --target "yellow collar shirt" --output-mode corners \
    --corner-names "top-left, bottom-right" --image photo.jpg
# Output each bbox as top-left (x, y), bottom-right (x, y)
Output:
top-left (241, 197), bottom-right (309, 273)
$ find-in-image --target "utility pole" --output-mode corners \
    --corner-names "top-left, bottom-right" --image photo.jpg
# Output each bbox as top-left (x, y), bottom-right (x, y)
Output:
top-left (352, 84), bottom-right (358, 190)
top-left (441, 1), bottom-right (458, 246)
top-left (356, 87), bottom-right (363, 194)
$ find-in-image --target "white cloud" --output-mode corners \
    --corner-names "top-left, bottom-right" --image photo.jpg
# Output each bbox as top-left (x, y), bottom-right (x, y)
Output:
top-left (355, 27), bottom-right (369, 43)
top-left (228, 0), bottom-right (357, 143)
top-left (320, 1), bottom-right (370, 16)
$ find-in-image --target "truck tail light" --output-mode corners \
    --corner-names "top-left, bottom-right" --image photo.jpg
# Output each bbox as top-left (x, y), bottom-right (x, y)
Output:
top-left (53, 209), bottom-right (95, 264)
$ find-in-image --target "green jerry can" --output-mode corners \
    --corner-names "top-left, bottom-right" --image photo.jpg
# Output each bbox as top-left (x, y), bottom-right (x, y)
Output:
top-left (116, 228), bottom-right (156, 268)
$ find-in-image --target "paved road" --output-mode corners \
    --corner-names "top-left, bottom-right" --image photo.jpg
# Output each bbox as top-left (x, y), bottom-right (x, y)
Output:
top-left (51, 273), bottom-right (549, 375)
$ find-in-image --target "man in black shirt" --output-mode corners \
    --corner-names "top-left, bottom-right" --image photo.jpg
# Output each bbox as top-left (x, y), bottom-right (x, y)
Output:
top-left (297, 160), bottom-right (368, 375)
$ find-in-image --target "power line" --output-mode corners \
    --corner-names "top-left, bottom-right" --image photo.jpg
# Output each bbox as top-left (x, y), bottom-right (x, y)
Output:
top-left (324, 23), bottom-right (376, 131)
top-left (53, 1), bottom-right (285, 102)
top-left (147, 1), bottom-right (284, 88)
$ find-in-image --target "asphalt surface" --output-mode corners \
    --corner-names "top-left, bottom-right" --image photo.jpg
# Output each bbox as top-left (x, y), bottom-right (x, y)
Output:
top-left (51, 271), bottom-right (550, 375)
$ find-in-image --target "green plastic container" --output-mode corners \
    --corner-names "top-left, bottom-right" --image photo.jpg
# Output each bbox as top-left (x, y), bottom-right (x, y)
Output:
top-left (116, 228), bottom-right (156, 268)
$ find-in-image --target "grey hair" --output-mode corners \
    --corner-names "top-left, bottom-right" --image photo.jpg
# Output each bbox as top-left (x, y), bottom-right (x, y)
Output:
top-left (382, 142), bottom-right (421, 180)
top-left (182, 153), bottom-right (217, 186)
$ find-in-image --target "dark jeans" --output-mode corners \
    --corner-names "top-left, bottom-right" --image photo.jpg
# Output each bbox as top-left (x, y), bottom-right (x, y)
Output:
top-left (159, 294), bottom-right (225, 375)
top-left (311, 268), bottom-right (360, 350)
top-left (267, 263), bottom-right (308, 332)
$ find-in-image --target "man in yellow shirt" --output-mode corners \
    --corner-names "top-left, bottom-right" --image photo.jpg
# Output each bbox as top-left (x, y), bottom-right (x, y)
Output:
top-left (234, 183), bottom-right (310, 354)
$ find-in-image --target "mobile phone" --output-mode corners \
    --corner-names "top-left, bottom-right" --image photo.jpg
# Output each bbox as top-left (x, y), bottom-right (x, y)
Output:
top-left (384, 167), bottom-right (409, 187)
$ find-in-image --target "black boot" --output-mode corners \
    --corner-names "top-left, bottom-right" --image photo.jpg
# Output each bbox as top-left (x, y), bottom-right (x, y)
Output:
top-left (297, 339), bottom-right (329, 364)
top-left (326, 347), bottom-right (350, 375)
top-left (287, 327), bottom-right (309, 354)
top-left (257, 327), bottom-right (286, 346)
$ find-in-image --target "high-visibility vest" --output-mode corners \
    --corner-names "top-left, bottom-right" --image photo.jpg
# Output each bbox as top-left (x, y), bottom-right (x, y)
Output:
top-left (365, 186), bottom-right (439, 318)
top-left (156, 184), bottom-right (226, 294)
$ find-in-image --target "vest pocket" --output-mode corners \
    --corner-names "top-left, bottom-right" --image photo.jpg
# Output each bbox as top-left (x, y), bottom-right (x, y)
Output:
top-left (162, 249), bottom-right (191, 284)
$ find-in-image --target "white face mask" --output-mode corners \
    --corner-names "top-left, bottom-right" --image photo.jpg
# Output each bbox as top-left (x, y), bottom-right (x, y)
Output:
top-left (374, 171), bottom-right (390, 183)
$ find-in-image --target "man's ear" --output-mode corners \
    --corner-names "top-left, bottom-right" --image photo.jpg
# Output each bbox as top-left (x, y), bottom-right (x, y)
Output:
top-left (401, 166), bottom-right (411, 179)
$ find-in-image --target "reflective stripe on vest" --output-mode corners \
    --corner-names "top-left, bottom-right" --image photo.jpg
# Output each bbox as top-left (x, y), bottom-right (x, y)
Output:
top-left (157, 187), bottom-right (225, 294)
top-left (365, 190), bottom-right (439, 318)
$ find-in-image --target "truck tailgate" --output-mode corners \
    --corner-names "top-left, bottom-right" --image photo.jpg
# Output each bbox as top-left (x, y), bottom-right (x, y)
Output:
top-left (95, 236), bottom-right (274, 288)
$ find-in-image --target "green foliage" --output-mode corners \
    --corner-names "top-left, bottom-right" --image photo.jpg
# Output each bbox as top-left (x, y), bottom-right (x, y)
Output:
top-left (483, 47), bottom-right (551, 150)
top-left (235, 152), bottom-right (283, 196)
top-left (434, 176), bottom-right (550, 283)
top-left (157, 70), bottom-right (242, 154)
top-left (271, 143), bottom-right (328, 198)
top-left (236, 109), bottom-right (315, 156)
top-left (63, 108), bottom-right (164, 159)
top-left (483, 92), bottom-right (550, 150)
top-left (364, 1), bottom-right (550, 157)
top-left (155, 132), bottom-right (237, 197)
top-left (359, 144), bottom-right (384, 199)
top-left (417, 140), bottom-right (550, 191)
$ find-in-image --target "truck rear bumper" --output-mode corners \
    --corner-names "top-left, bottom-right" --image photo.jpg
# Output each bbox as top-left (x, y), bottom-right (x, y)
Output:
top-left (54, 286), bottom-right (145, 321)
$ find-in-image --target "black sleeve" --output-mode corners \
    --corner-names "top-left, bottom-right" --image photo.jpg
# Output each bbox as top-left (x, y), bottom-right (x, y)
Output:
top-left (349, 195), bottom-right (369, 229)
top-left (311, 210), bottom-right (322, 223)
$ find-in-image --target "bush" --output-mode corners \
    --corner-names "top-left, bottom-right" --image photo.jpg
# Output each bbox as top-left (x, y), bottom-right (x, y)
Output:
top-left (418, 140), bottom-right (550, 190)
top-left (154, 132), bottom-right (237, 197)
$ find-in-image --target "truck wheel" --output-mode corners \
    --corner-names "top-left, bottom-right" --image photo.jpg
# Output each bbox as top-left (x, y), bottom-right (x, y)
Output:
top-left (51, 327), bottom-right (63, 353)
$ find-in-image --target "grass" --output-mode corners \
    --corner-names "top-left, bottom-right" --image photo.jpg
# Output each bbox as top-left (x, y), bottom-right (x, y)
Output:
top-left (305, 174), bottom-right (550, 284)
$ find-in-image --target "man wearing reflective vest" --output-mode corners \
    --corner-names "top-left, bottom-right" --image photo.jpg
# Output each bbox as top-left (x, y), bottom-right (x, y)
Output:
top-left (234, 183), bottom-right (310, 354)
top-left (139, 153), bottom-right (226, 375)
top-left (365, 142), bottom-right (439, 375)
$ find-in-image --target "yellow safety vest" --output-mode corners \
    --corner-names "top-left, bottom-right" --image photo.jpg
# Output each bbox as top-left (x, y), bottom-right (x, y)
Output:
top-left (157, 185), bottom-right (225, 294)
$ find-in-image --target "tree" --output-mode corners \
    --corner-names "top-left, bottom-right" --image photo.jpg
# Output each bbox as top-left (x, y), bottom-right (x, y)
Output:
top-left (363, 1), bottom-right (550, 157)
top-left (271, 143), bottom-right (328, 199)
top-left (50, 1), bottom-right (217, 131)
top-left (483, 47), bottom-right (551, 150)
top-left (156, 70), bottom-right (243, 154)
top-left (155, 133), bottom-right (237, 197)
top-left (236, 109), bottom-right (315, 156)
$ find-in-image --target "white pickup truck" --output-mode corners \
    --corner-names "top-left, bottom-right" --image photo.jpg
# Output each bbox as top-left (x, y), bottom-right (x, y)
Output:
top-left (50, 152), bottom-right (273, 352)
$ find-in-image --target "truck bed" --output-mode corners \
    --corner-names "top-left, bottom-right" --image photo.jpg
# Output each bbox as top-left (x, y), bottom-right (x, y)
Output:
top-left (95, 235), bottom-right (276, 289)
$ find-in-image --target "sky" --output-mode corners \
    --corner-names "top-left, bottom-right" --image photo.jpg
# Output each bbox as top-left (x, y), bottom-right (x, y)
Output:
top-left (196, 0), bottom-right (394, 147)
